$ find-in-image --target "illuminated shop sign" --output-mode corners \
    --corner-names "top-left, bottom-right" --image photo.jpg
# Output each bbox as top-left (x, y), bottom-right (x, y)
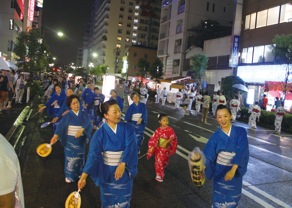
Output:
top-left (37, 0), bottom-right (43, 8)
top-left (230, 35), bottom-right (240, 67)
top-left (28, 0), bottom-right (35, 22)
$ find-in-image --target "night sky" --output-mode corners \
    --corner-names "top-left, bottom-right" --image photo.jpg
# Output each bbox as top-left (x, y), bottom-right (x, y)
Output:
top-left (42, 0), bottom-right (93, 65)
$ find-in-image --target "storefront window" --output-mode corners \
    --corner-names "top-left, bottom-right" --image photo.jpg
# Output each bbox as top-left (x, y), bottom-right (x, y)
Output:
top-left (280, 3), bottom-right (292, 23)
top-left (241, 48), bottom-right (247, 63)
top-left (267, 6), bottom-right (280, 26)
top-left (256, 10), bottom-right (267, 28)
top-left (253, 46), bottom-right (264, 63)
top-left (246, 47), bottom-right (253, 63)
top-left (264, 45), bottom-right (274, 62)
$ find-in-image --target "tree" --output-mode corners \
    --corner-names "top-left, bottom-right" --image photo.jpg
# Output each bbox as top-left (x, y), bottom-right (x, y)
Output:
top-left (148, 58), bottom-right (164, 80)
top-left (136, 58), bottom-right (150, 77)
top-left (13, 29), bottom-right (51, 72)
top-left (221, 76), bottom-right (246, 101)
top-left (189, 54), bottom-right (208, 90)
top-left (90, 64), bottom-right (108, 77)
top-left (271, 34), bottom-right (292, 102)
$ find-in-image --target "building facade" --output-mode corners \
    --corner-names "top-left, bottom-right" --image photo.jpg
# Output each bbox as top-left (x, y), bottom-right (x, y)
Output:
top-left (237, 0), bottom-right (292, 108)
top-left (85, 0), bottom-right (161, 74)
top-left (0, 0), bottom-right (43, 61)
top-left (157, 0), bottom-right (234, 78)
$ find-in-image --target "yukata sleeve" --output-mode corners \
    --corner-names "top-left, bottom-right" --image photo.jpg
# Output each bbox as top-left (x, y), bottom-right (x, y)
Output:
top-left (203, 134), bottom-right (218, 180)
top-left (169, 128), bottom-right (178, 155)
top-left (56, 102), bottom-right (66, 118)
top-left (82, 112), bottom-right (93, 142)
top-left (121, 124), bottom-right (138, 177)
top-left (83, 130), bottom-right (103, 185)
top-left (141, 104), bottom-right (148, 125)
top-left (231, 128), bottom-right (249, 177)
top-left (124, 105), bottom-right (133, 122)
top-left (55, 114), bottom-right (69, 146)
top-left (147, 129), bottom-right (160, 157)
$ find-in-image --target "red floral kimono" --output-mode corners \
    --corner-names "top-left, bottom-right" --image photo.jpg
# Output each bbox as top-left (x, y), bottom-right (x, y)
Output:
top-left (147, 126), bottom-right (178, 179)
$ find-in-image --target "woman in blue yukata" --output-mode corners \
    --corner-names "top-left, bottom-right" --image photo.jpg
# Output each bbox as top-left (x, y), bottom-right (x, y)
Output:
top-left (78, 100), bottom-right (138, 208)
top-left (38, 84), bottom-right (66, 118)
top-left (50, 94), bottom-right (92, 183)
top-left (109, 89), bottom-right (124, 112)
top-left (203, 104), bottom-right (249, 208)
top-left (124, 92), bottom-right (148, 153)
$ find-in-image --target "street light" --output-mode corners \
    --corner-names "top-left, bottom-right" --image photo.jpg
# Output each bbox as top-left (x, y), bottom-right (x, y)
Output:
top-left (92, 52), bottom-right (98, 58)
top-left (57, 32), bottom-right (64, 37)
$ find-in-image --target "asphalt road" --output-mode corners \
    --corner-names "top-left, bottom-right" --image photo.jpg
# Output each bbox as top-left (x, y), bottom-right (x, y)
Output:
top-left (2, 97), bottom-right (292, 208)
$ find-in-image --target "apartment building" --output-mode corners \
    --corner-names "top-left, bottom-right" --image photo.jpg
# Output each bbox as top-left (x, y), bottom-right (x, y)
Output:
top-left (86, 0), bottom-right (161, 74)
top-left (237, 0), bottom-right (292, 107)
top-left (157, 0), bottom-right (234, 78)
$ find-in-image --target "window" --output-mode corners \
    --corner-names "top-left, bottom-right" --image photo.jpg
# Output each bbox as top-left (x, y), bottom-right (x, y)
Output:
top-left (206, 2), bottom-right (209, 11)
top-left (129, 2), bottom-right (133, 6)
top-left (118, 22), bottom-right (123, 26)
top-left (256, 10), bottom-right (267, 28)
top-left (117, 36), bottom-right (122, 41)
top-left (241, 48), bottom-right (247, 63)
top-left (125, 38), bottom-right (130, 42)
top-left (280, 3), bottom-right (292, 23)
top-left (176, 19), bottom-right (183, 33)
top-left (126, 30), bottom-right (131, 35)
top-left (118, 29), bottom-right (122, 33)
top-left (120, 0), bottom-right (125, 4)
top-left (212, 3), bottom-right (215, 12)
top-left (120, 7), bottom-right (124, 12)
top-left (246, 47), bottom-right (253, 63)
top-left (253, 46), bottom-right (264, 63)
top-left (116, 44), bottom-right (121, 48)
top-left (119, 15), bottom-right (123, 19)
top-left (264, 45), bottom-right (274, 62)
top-left (250, 13), bottom-right (256, 29)
top-left (245, 15), bottom-right (250, 29)
top-left (128, 9), bottom-right (133, 13)
top-left (128, 16), bottom-right (132, 20)
top-left (178, 0), bottom-right (185, 14)
top-left (173, 59), bottom-right (180, 66)
top-left (134, 19), bottom-right (139, 23)
top-left (267, 6), bottom-right (280, 26)
top-left (127, 23), bottom-right (131, 27)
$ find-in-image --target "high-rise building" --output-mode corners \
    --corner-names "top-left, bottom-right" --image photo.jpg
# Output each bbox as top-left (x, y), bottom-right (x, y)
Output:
top-left (85, 0), bottom-right (161, 74)
top-left (157, 0), bottom-right (234, 78)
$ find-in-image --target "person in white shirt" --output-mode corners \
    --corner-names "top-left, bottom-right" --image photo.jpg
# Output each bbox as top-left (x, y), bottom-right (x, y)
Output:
top-left (155, 85), bottom-right (161, 103)
top-left (15, 74), bottom-right (26, 104)
top-left (248, 101), bottom-right (261, 129)
top-left (229, 95), bottom-right (240, 122)
top-left (139, 83), bottom-right (148, 104)
top-left (0, 134), bottom-right (25, 208)
top-left (195, 91), bottom-right (203, 116)
top-left (175, 89), bottom-right (183, 109)
top-left (161, 87), bottom-right (168, 106)
top-left (212, 91), bottom-right (218, 116)
top-left (188, 89), bottom-right (196, 113)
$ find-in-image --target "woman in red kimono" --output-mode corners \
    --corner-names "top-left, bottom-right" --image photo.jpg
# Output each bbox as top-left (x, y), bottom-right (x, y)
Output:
top-left (147, 113), bottom-right (178, 182)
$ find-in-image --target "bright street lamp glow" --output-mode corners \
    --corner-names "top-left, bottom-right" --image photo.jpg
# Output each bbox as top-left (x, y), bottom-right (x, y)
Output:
top-left (53, 57), bottom-right (56, 60)
top-left (57, 32), bottom-right (64, 37)
top-left (92, 52), bottom-right (98, 58)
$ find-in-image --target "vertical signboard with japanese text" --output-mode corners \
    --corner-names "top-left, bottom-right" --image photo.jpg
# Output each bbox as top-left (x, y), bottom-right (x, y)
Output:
top-left (230, 35), bottom-right (240, 67)
top-left (28, 0), bottom-right (35, 22)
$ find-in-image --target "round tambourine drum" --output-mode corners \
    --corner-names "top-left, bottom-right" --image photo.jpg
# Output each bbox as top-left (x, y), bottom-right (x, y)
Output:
top-left (65, 191), bottom-right (81, 208)
top-left (36, 143), bottom-right (52, 157)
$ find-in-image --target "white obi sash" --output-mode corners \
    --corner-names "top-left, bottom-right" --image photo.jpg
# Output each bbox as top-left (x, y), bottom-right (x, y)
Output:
top-left (131, 113), bottom-right (142, 121)
top-left (94, 99), bottom-right (100, 106)
top-left (54, 103), bottom-right (60, 108)
top-left (103, 151), bottom-right (123, 166)
top-left (216, 151), bottom-right (235, 166)
top-left (67, 125), bottom-right (82, 136)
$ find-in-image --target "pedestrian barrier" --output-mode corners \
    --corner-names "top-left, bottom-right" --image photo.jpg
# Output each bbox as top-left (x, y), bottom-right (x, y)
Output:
top-left (5, 106), bottom-right (31, 156)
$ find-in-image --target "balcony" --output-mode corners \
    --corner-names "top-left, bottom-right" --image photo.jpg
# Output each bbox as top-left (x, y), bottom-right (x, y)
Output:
top-left (176, 25), bottom-right (183, 34)
top-left (177, 3), bottom-right (185, 14)
top-left (158, 50), bottom-right (166, 56)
